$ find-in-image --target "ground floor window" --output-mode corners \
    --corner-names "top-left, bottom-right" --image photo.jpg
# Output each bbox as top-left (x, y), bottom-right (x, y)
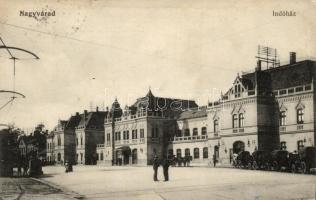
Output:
top-left (203, 147), bottom-right (208, 159)
top-left (176, 149), bottom-right (181, 158)
top-left (280, 141), bottom-right (287, 150)
top-left (100, 152), bottom-right (104, 160)
top-left (194, 148), bottom-right (199, 159)
top-left (297, 140), bottom-right (304, 151)
top-left (185, 148), bottom-right (190, 157)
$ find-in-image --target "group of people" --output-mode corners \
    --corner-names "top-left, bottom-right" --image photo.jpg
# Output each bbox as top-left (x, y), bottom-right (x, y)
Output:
top-left (16, 155), bottom-right (30, 177)
top-left (152, 155), bottom-right (171, 182)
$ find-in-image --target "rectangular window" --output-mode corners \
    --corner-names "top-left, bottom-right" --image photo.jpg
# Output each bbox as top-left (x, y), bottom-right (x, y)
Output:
top-left (280, 141), bottom-right (287, 150)
top-left (107, 133), bottom-right (111, 143)
top-left (192, 128), bottom-right (198, 136)
top-left (184, 129), bottom-right (190, 136)
top-left (305, 85), bottom-right (312, 91)
top-left (295, 87), bottom-right (303, 92)
top-left (140, 129), bottom-right (144, 138)
top-left (126, 131), bottom-right (129, 140)
top-left (185, 148), bottom-right (190, 157)
top-left (201, 127), bottom-right (207, 135)
top-left (132, 130), bottom-right (137, 139)
top-left (279, 90), bottom-right (287, 95)
top-left (288, 88), bottom-right (294, 94)
top-left (297, 140), bottom-right (304, 151)
top-left (176, 149), bottom-right (181, 158)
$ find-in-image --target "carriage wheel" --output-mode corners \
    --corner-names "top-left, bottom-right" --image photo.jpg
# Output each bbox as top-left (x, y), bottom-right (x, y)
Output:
top-left (252, 161), bottom-right (258, 170)
top-left (247, 163), bottom-right (252, 170)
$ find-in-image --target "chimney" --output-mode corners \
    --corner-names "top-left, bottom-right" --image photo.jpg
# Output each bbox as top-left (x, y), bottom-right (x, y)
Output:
top-left (84, 110), bottom-right (88, 115)
top-left (290, 52), bottom-right (296, 64)
top-left (76, 112), bottom-right (79, 116)
top-left (96, 106), bottom-right (99, 112)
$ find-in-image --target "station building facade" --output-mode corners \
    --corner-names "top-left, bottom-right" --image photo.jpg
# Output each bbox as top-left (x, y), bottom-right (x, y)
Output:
top-left (96, 56), bottom-right (316, 166)
top-left (48, 54), bottom-right (316, 167)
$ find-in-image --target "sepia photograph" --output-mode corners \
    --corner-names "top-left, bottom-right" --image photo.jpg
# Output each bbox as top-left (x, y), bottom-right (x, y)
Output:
top-left (0, 0), bottom-right (315, 199)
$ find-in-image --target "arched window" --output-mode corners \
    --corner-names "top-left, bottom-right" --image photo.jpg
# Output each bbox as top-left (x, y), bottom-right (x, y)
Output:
top-left (280, 141), bottom-right (287, 150)
top-left (176, 149), bottom-right (182, 158)
top-left (57, 153), bottom-right (61, 161)
top-left (214, 120), bottom-right (219, 134)
top-left (192, 128), bottom-right (198, 136)
top-left (238, 113), bottom-right (244, 127)
top-left (193, 148), bottom-right (199, 159)
top-left (201, 127), bottom-right (207, 135)
top-left (203, 147), bottom-right (208, 159)
top-left (232, 114), bottom-right (238, 128)
top-left (297, 109), bottom-right (304, 124)
top-left (80, 135), bottom-right (83, 146)
top-left (185, 148), bottom-right (190, 157)
top-left (280, 111), bottom-right (286, 126)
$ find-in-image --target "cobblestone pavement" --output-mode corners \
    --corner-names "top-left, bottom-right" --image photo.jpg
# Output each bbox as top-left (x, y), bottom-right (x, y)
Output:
top-left (0, 177), bottom-right (78, 200)
top-left (41, 166), bottom-right (316, 200)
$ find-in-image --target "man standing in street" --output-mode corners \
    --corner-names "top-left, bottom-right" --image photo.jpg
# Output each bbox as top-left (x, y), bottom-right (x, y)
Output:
top-left (162, 156), bottom-right (170, 181)
top-left (153, 155), bottom-right (160, 181)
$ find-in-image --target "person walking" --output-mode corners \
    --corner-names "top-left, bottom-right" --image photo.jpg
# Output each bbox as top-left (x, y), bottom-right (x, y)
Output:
top-left (162, 157), bottom-right (170, 181)
top-left (153, 155), bottom-right (160, 181)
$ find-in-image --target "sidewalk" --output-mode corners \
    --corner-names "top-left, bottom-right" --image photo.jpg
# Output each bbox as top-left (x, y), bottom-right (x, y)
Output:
top-left (0, 177), bottom-right (78, 200)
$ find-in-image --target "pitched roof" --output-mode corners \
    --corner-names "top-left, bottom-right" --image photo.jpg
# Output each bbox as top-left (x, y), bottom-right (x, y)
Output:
top-left (66, 114), bottom-right (81, 129)
top-left (178, 106), bottom-right (208, 120)
top-left (240, 60), bottom-right (315, 91)
top-left (77, 111), bottom-right (108, 128)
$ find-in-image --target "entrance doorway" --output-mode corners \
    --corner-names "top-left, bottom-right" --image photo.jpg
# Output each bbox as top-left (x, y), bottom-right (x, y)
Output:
top-left (116, 146), bottom-right (131, 165)
top-left (233, 141), bottom-right (245, 154)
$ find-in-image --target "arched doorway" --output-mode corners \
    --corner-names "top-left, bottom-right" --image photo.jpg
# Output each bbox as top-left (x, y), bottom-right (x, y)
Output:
top-left (57, 153), bottom-right (61, 162)
top-left (132, 149), bottom-right (137, 164)
top-left (233, 141), bottom-right (245, 154)
top-left (116, 146), bottom-right (131, 165)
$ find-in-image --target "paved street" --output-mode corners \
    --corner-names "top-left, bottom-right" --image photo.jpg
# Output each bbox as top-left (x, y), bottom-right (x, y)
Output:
top-left (0, 177), bottom-right (76, 200)
top-left (40, 166), bottom-right (316, 200)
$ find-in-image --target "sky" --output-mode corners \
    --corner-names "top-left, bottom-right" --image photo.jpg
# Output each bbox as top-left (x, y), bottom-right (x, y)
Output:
top-left (0, 0), bottom-right (316, 131)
